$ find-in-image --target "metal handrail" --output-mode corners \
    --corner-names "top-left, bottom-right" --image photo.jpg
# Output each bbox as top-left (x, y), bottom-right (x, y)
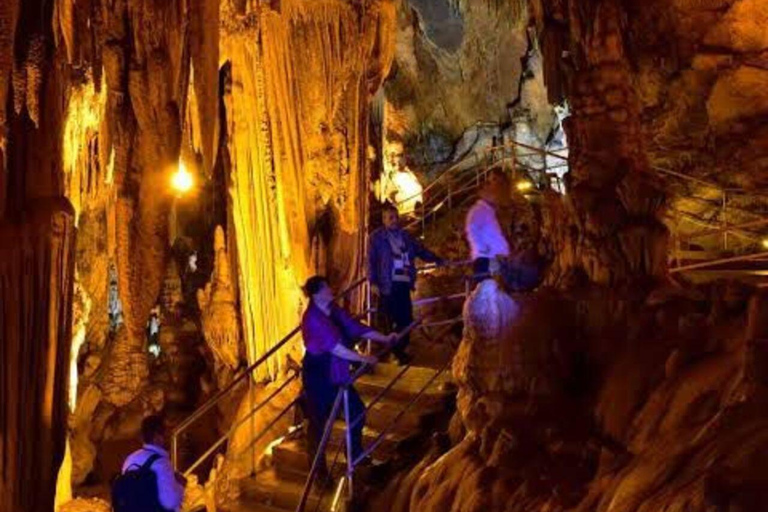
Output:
top-left (295, 321), bottom-right (422, 512)
top-left (182, 373), bottom-right (299, 476)
top-left (171, 276), bottom-right (367, 469)
top-left (295, 318), bottom-right (463, 512)
top-left (387, 139), bottom-right (570, 211)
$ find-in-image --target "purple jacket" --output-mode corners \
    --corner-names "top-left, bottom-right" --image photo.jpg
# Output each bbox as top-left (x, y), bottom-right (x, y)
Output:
top-left (301, 302), bottom-right (372, 385)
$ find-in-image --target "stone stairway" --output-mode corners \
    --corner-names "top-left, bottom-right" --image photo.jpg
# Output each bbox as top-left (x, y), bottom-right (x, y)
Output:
top-left (232, 362), bottom-right (456, 512)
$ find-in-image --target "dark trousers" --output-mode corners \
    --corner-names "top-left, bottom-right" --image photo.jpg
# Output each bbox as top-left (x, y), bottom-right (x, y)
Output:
top-left (302, 366), bottom-right (366, 472)
top-left (472, 257), bottom-right (491, 284)
top-left (380, 281), bottom-right (414, 359)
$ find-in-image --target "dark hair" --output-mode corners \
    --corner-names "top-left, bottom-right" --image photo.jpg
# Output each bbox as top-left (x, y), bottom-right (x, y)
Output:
top-left (303, 275), bottom-right (328, 298)
top-left (381, 202), bottom-right (399, 214)
top-left (141, 415), bottom-right (165, 444)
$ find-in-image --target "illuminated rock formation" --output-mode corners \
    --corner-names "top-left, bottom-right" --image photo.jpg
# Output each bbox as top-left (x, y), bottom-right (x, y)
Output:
top-left (221, 0), bottom-right (396, 378)
top-left (198, 225), bottom-right (242, 387)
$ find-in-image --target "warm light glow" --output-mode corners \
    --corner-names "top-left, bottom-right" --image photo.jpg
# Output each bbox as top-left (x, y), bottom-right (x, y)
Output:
top-left (516, 180), bottom-right (533, 192)
top-left (171, 161), bottom-right (194, 195)
top-left (391, 170), bottom-right (423, 213)
top-left (762, 239), bottom-right (768, 250)
top-left (377, 141), bottom-right (423, 214)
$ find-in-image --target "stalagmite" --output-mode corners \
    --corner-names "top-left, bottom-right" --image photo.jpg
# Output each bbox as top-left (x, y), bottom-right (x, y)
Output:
top-left (198, 225), bottom-right (242, 386)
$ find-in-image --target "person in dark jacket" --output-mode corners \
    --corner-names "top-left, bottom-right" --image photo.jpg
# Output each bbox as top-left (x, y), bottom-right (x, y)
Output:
top-left (368, 204), bottom-right (443, 365)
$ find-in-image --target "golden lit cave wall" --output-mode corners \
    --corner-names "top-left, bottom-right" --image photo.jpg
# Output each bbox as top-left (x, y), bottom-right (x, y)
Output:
top-left (221, 0), bottom-right (395, 380)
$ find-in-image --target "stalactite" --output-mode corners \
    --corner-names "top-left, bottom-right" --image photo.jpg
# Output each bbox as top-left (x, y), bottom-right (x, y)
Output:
top-left (12, 60), bottom-right (26, 116)
top-left (190, 0), bottom-right (220, 174)
top-left (0, 0), bottom-right (20, 136)
top-left (24, 35), bottom-right (45, 126)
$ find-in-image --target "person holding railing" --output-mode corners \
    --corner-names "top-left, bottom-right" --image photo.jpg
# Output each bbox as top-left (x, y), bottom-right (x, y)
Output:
top-left (300, 275), bottom-right (398, 480)
top-left (465, 168), bottom-right (511, 282)
top-left (368, 203), bottom-right (443, 365)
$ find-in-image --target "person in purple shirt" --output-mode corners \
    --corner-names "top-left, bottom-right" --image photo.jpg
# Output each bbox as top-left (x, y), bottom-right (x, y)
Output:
top-left (300, 275), bottom-right (397, 478)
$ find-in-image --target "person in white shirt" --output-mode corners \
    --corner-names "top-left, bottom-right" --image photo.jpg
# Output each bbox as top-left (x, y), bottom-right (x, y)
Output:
top-left (121, 415), bottom-right (185, 512)
top-left (465, 168), bottom-right (512, 281)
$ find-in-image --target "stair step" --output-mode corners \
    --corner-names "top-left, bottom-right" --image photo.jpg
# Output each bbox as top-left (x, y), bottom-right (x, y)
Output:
top-left (272, 440), bottom-right (349, 480)
top-left (356, 363), bottom-right (454, 403)
top-left (240, 468), bottom-right (337, 512)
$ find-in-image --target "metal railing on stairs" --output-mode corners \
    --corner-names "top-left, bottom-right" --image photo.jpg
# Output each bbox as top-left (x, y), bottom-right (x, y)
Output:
top-left (653, 166), bottom-right (768, 272)
top-left (381, 139), bottom-right (569, 238)
top-left (295, 318), bottom-right (463, 512)
top-left (171, 276), bottom-right (369, 474)
top-left (171, 260), bottom-right (473, 479)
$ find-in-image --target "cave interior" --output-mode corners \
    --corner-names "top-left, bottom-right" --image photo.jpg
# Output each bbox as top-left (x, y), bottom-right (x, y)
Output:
top-left (2, 0), bottom-right (768, 511)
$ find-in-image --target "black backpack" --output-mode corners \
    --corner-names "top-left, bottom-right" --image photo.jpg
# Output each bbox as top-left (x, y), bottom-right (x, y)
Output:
top-left (112, 453), bottom-right (168, 512)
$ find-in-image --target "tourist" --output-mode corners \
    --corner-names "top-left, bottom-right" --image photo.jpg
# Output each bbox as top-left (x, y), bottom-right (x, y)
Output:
top-left (465, 168), bottom-right (511, 282)
top-left (300, 276), bottom-right (397, 477)
top-left (368, 204), bottom-right (443, 365)
top-left (115, 415), bottom-right (185, 512)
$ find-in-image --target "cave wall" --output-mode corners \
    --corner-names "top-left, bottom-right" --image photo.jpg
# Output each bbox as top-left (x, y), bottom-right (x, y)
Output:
top-left (0, 2), bottom-right (76, 511)
top-left (536, 0), bottom-right (768, 285)
top-left (385, 0), bottom-right (528, 162)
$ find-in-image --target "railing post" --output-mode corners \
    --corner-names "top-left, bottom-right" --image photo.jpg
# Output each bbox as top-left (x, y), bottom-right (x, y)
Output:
top-left (296, 390), bottom-right (345, 512)
top-left (344, 388), bottom-right (355, 508)
top-left (171, 433), bottom-right (178, 472)
top-left (722, 191), bottom-right (728, 251)
top-left (249, 372), bottom-right (256, 476)
top-left (420, 200), bottom-right (426, 238)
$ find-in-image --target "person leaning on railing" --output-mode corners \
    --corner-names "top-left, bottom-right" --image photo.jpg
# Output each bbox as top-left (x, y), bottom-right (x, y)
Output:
top-left (368, 203), bottom-right (443, 365)
top-left (300, 276), bottom-right (398, 480)
top-left (465, 167), bottom-right (512, 282)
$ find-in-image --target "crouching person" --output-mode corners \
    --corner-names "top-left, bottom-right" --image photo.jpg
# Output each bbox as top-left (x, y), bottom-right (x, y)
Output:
top-left (113, 415), bottom-right (185, 512)
top-left (300, 275), bottom-right (398, 479)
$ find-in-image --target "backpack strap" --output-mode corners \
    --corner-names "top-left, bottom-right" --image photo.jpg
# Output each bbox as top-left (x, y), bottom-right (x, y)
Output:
top-left (140, 453), bottom-right (163, 471)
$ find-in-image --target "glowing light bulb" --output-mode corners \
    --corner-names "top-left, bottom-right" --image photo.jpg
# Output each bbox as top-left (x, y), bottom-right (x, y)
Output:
top-left (762, 238), bottom-right (768, 250)
top-left (171, 162), bottom-right (194, 195)
top-left (516, 180), bottom-right (533, 192)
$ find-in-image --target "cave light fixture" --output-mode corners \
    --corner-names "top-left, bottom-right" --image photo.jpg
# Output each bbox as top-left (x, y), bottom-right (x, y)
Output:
top-left (171, 160), bottom-right (195, 196)
top-left (762, 238), bottom-right (768, 250)
top-left (516, 180), bottom-right (534, 192)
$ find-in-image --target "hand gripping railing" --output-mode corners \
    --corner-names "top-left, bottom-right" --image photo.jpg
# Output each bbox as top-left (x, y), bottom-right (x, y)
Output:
top-left (295, 318), bottom-right (462, 512)
top-left (171, 276), bottom-right (368, 472)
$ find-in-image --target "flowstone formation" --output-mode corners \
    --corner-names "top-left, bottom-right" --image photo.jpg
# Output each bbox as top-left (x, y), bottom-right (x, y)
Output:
top-left (398, 280), bottom-right (597, 512)
top-left (221, 0), bottom-right (396, 379)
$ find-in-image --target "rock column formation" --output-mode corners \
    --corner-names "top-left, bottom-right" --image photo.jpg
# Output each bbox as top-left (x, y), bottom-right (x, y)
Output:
top-left (0, 3), bottom-right (75, 512)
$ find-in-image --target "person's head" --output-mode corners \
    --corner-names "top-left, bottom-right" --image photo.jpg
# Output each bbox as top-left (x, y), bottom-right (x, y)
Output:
top-left (481, 167), bottom-right (510, 205)
top-left (381, 204), bottom-right (400, 230)
top-left (141, 415), bottom-right (166, 447)
top-left (303, 275), bottom-right (334, 306)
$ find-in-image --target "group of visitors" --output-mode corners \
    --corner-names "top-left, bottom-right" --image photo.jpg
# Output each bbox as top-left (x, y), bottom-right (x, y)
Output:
top-left (116, 166), bottom-right (521, 510)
